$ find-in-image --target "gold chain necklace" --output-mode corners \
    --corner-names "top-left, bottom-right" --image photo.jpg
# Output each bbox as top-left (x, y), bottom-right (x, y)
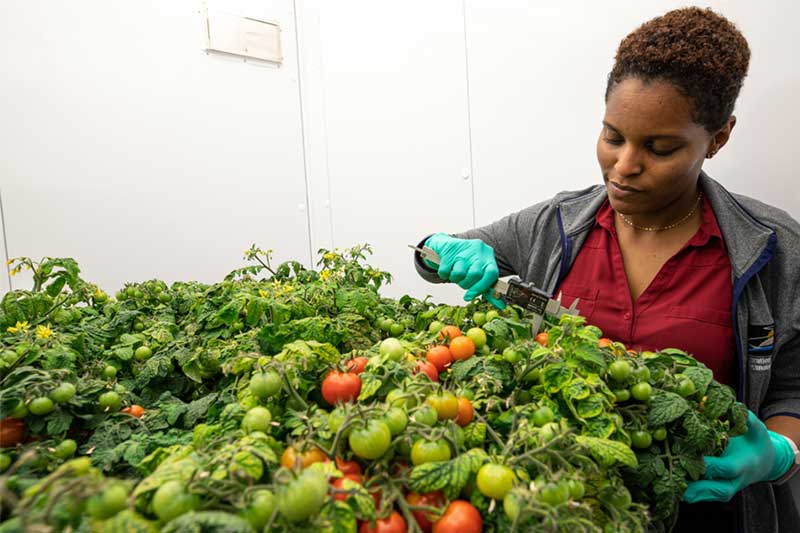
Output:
top-left (617, 193), bottom-right (703, 232)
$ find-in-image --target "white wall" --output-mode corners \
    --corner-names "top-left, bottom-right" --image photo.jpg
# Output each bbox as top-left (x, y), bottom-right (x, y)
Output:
top-left (1, 0), bottom-right (798, 303)
top-left (0, 0), bottom-right (311, 291)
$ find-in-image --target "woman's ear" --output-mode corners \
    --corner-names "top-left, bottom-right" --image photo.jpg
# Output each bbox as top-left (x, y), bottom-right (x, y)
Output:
top-left (707, 116), bottom-right (737, 158)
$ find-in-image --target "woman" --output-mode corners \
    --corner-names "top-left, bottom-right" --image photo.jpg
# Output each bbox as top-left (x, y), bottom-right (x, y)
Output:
top-left (414, 8), bottom-right (799, 532)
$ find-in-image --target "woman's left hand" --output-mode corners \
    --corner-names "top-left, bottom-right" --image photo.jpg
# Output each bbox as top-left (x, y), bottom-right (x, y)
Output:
top-left (683, 411), bottom-right (795, 503)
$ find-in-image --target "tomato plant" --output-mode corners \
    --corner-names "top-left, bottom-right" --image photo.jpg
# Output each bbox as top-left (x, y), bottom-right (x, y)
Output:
top-left (349, 420), bottom-right (392, 460)
top-left (476, 463), bottom-right (515, 500)
top-left (411, 439), bottom-right (451, 465)
top-left (250, 370), bottom-right (282, 399)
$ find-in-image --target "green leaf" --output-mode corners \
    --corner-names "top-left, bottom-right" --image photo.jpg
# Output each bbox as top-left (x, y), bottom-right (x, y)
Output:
top-left (681, 366), bottom-right (713, 396)
top-left (704, 382), bottom-right (735, 420)
top-left (102, 510), bottom-right (158, 533)
top-left (319, 500), bottom-right (358, 533)
top-left (564, 378), bottom-right (590, 401)
top-left (357, 373), bottom-right (382, 401)
top-left (683, 410), bottom-right (714, 451)
top-left (576, 394), bottom-right (605, 419)
top-left (184, 393), bottom-right (219, 427)
top-left (463, 422), bottom-right (486, 448)
top-left (728, 402), bottom-right (748, 437)
top-left (408, 449), bottom-right (486, 498)
top-left (542, 363), bottom-right (573, 393)
top-left (575, 435), bottom-right (638, 468)
top-left (46, 411), bottom-right (73, 436)
top-left (582, 414), bottom-right (616, 439)
top-left (648, 390), bottom-right (689, 427)
top-left (679, 454), bottom-right (706, 480)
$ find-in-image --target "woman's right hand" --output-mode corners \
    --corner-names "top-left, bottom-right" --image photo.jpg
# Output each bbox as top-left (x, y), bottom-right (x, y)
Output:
top-left (424, 233), bottom-right (506, 309)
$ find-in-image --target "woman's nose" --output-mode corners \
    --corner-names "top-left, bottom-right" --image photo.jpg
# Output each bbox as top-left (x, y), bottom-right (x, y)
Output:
top-left (614, 144), bottom-right (644, 177)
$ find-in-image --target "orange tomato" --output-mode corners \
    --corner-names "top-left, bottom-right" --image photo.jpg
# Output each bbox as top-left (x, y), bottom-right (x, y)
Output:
top-left (425, 345), bottom-right (453, 372)
top-left (280, 444), bottom-right (328, 470)
top-left (121, 404), bottom-right (145, 418)
top-left (335, 456), bottom-right (362, 476)
top-left (438, 326), bottom-right (463, 342)
top-left (598, 337), bottom-right (613, 348)
top-left (454, 397), bottom-right (474, 427)
top-left (534, 332), bottom-right (549, 346)
top-left (449, 336), bottom-right (475, 361)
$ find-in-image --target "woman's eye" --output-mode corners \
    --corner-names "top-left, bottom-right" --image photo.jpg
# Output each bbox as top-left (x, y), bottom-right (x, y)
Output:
top-left (604, 136), bottom-right (624, 146)
top-left (648, 144), bottom-right (679, 156)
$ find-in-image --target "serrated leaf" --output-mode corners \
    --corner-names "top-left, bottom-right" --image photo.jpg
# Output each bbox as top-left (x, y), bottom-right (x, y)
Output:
top-left (679, 454), bottom-right (706, 480)
top-left (161, 511), bottom-right (254, 533)
top-left (320, 500), bottom-right (358, 533)
top-left (46, 411), bottom-right (73, 436)
top-left (408, 450), bottom-right (482, 498)
top-left (648, 390), bottom-right (689, 427)
top-left (681, 366), bottom-right (713, 396)
top-left (728, 402), bottom-right (748, 437)
top-left (339, 479), bottom-right (376, 521)
top-left (704, 382), bottom-right (735, 420)
top-left (683, 410), bottom-right (714, 451)
top-left (357, 373), bottom-right (382, 401)
top-left (564, 378), bottom-right (590, 401)
top-left (542, 363), bottom-right (573, 393)
top-left (575, 435), bottom-right (638, 468)
top-left (576, 394), bottom-right (605, 419)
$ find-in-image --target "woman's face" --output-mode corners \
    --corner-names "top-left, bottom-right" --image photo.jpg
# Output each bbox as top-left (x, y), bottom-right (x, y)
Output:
top-left (597, 77), bottom-right (713, 217)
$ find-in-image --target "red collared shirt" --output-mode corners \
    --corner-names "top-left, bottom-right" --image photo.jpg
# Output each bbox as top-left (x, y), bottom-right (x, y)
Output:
top-left (555, 195), bottom-right (736, 386)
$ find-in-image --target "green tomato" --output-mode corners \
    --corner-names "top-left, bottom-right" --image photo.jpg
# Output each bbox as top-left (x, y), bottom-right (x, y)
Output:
top-left (152, 480), bottom-right (199, 522)
top-left (349, 420), bottom-right (392, 460)
top-left (503, 492), bottom-right (521, 521)
top-left (382, 407), bottom-right (408, 436)
top-left (472, 312), bottom-right (487, 326)
top-left (389, 323), bottom-right (405, 336)
top-left (653, 427), bottom-right (668, 441)
top-left (28, 397), bottom-right (55, 416)
top-left (10, 402), bottom-right (28, 419)
top-left (134, 346), bottom-right (152, 360)
top-left (54, 439), bottom-right (78, 459)
top-left (631, 430), bottom-right (653, 449)
top-left (102, 365), bottom-right (118, 379)
top-left (241, 489), bottom-right (275, 530)
top-left (608, 360), bottom-right (632, 382)
top-left (0, 453), bottom-right (10, 472)
top-left (677, 379), bottom-right (696, 397)
top-left (379, 338), bottom-right (405, 361)
top-left (242, 407), bottom-right (272, 433)
top-left (599, 484), bottom-right (632, 510)
top-left (428, 321), bottom-right (445, 334)
top-left (87, 483), bottom-right (128, 519)
top-left (539, 422), bottom-right (559, 442)
top-left (466, 327), bottom-right (487, 349)
top-left (538, 482), bottom-right (570, 506)
top-left (567, 479), bottom-right (585, 500)
top-left (277, 469), bottom-right (327, 523)
top-left (99, 391), bottom-right (122, 412)
top-left (50, 382), bottom-right (76, 404)
top-left (386, 388), bottom-right (418, 409)
top-left (476, 463), bottom-right (516, 500)
top-left (612, 389), bottom-right (630, 403)
top-left (133, 321), bottom-right (145, 332)
top-left (410, 439), bottom-right (451, 466)
top-left (503, 347), bottom-right (522, 364)
top-left (631, 382), bottom-right (653, 402)
top-left (412, 404), bottom-right (438, 427)
top-left (485, 310), bottom-right (500, 322)
top-left (532, 406), bottom-right (554, 427)
top-left (328, 407), bottom-right (347, 434)
top-left (634, 366), bottom-right (651, 382)
top-left (250, 370), bottom-right (282, 399)
top-left (379, 317), bottom-right (394, 332)
top-left (158, 292), bottom-right (172, 303)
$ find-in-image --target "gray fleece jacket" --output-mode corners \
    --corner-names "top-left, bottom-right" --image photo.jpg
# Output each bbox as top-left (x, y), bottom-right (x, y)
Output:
top-left (415, 172), bottom-right (800, 532)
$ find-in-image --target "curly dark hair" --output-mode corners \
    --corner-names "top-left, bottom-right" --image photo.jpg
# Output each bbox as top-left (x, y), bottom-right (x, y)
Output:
top-left (606, 7), bottom-right (750, 133)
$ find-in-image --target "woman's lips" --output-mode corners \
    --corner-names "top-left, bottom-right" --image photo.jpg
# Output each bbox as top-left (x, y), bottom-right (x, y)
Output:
top-left (608, 181), bottom-right (641, 197)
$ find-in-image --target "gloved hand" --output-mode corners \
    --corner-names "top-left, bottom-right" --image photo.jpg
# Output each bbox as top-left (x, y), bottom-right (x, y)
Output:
top-left (424, 233), bottom-right (506, 309)
top-left (683, 411), bottom-right (795, 503)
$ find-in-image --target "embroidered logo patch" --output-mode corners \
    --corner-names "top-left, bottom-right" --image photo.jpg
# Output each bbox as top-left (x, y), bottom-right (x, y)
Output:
top-left (748, 324), bottom-right (775, 354)
top-left (748, 324), bottom-right (775, 372)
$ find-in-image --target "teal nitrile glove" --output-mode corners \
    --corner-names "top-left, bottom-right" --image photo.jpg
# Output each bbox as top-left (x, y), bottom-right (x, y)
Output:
top-left (682, 411), bottom-right (795, 503)
top-left (424, 233), bottom-right (506, 309)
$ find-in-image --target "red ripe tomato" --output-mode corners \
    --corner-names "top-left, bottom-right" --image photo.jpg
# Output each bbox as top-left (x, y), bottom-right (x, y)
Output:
top-left (322, 371), bottom-right (362, 405)
top-left (331, 473), bottom-right (363, 501)
top-left (454, 397), bottom-right (474, 427)
top-left (346, 357), bottom-right (369, 374)
top-left (335, 456), bottom-right (362, 476)
top-left (415, 360), bottom-right (439, 382)
top-left (0, 418), bottom-right (26, 448)
top-left (438, 326), bottom-right (463, 342)
top-left (534, 332), bottom-right (549, 346)
top-left (432, 500), bottom-right (482, 533)
top-left (426, 346), bottom-right (453, 372)
top-left (407, 491), bottom-right (446, 532)
top-left (359, 511), bottom-right (406, 533)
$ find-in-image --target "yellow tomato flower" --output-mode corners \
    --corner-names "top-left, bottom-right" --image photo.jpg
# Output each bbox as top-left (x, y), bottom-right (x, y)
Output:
top-left (36, 325), bottom-right (53, 340)
top-left (7, 321), bottom-right (30, 334)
